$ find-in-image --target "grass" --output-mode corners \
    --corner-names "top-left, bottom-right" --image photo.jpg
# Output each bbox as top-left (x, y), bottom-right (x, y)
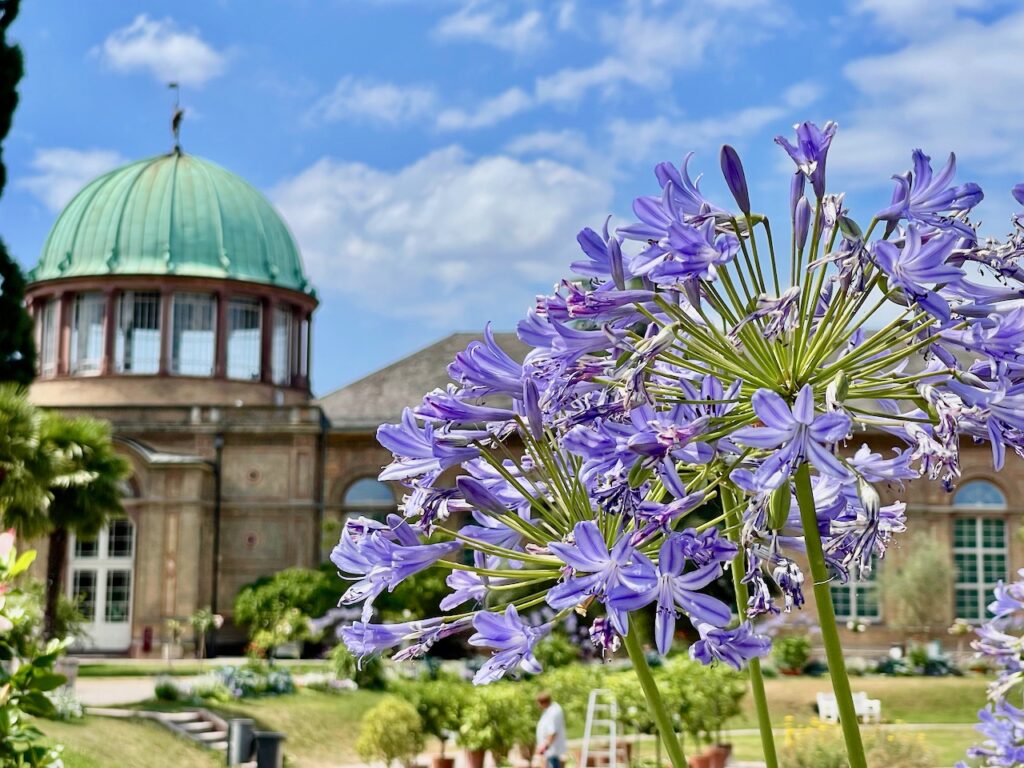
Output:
top-left (77, 658), bottom-right (331, 678)
top-left (733, 675), bottom-right (989, 727)
top-left (37, 716), bottom-right (220, 768)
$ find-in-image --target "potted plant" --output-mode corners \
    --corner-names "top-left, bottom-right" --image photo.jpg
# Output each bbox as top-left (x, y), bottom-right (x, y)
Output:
top-left (773, 635), bottom-right (812, 676)
top-left (459, 683), bottom-right (532, 768)
top-left (408, 677), bottom-right (469, 768)
top-left (163, 618), bottom-right (184, 662)
top-left (357, 697), bottom-right (425, 768)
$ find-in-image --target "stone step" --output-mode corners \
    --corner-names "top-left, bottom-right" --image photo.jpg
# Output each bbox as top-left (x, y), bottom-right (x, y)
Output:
top-left (159, 711), bottom-right (202, 723)
top-left (210, 742), bottom-right (228, 752)
top-left (196, 730), bottom-right (228, 743)
top-left (181, 721), bottom-right (214, 733)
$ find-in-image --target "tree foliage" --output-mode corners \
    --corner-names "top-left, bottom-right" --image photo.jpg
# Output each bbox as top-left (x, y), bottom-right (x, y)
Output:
top-left (356, 698), bottom-right (425, 768)
top-left (0, 0), bottom-right (36, 385)
top-left (880, 531), bottom-right (955, 635)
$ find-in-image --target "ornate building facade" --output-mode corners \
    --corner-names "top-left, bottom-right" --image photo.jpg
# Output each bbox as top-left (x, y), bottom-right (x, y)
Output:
top-left (22, 147), bottom-right (1024, 656)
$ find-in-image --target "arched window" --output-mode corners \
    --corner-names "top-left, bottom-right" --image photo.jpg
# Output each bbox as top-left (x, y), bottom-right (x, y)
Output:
top-left (342, 477), bottom-right (395, 521)
top-left (954, 481), bottom-right (1007, 508)
top-left (953, 481), bottom-right (1008, 620)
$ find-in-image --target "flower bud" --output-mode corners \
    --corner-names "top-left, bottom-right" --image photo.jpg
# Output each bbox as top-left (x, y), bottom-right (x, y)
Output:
top-left (1014, 183), bottom-right (1024, 207)
top-left (856, 478), bottom-right (880, 520)
top-left (825, 371), bottom-right (848, 410)
top-left (720, 145), bottom-right (751, 215)
top-left (768, 483), bottom-right (791, 530)
top-left (790, 172), bottom-right (805, 220)
top-left (795, 197), bottom-right (811, 252)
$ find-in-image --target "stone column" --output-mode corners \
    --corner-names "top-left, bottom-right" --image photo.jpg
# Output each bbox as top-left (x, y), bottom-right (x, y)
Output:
top-left (56, 291), bottom-right (71, 376)
top-left (214, 289), bottom-right (228, 379)
top-left (102, 288), bottom-right (117, 375)
top-left (261, 298), bottom-right (275, 384)
top-left (159, 288), bottom-right (172, 375)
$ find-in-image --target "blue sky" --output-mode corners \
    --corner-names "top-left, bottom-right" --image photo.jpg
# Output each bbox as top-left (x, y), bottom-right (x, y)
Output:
top-left (3, 0), bottom-right (1024, 395)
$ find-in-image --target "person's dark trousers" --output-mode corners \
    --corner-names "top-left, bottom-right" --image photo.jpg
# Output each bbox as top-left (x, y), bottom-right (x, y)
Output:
top-left (546, 757), bottom-right (561, 768)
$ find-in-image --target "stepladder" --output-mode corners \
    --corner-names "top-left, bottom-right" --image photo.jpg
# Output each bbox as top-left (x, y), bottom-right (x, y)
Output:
top-left (579, 689), bottom-right (628, 768)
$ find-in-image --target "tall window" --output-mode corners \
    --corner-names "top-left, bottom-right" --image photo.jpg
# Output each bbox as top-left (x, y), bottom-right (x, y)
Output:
top-left (272, 305), bottom-right (292, 385)
top-left (954, 515), bottom-right (1008, 621)
top-left (831, 560), bottom-right (881, 622)
top-left (342, 478), bottom-right (395, 521)
top-left (227, 297), bottom-right (262, 380)
top-left (172, 293), bottom-right (215, 376)
top-left (299, 316), bottom-right (309, 381)
top-left (70, 292), bottom-right (105, 374)
top-left (115, 291), bottom-right (161, 374)
top-left (37, 299), bottom-right (57, 377)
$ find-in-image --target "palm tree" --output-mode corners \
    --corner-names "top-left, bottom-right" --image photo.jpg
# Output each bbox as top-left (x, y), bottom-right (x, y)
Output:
top-left (38, 413), bottom-right (130, 638)
top-left (0, 383), bottom-right (55, 533)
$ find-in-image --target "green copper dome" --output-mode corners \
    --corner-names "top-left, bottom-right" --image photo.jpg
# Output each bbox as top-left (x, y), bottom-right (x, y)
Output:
top-left (30, 152), bottom-right (312, 294)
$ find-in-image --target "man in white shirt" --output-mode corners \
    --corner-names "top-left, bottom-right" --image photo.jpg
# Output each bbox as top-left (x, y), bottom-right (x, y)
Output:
top-left (534, 691), bottom-right (567, 768)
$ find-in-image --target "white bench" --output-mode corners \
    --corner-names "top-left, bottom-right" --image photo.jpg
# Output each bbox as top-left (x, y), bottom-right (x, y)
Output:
top-left (816, 692), bottom-right (881, 724)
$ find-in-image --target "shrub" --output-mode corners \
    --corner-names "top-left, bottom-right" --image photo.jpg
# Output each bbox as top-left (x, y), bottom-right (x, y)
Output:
top-left (398, 676), bottom-right (471, 757)
top-left (235, 568), bottom-right (337, 653)
top-left (780, 719), bottom-right (933, 768)
top-left (329, 642), bottom-right (388, 689)
top-left (458, 683), bottom-right (535, 762)
top-left (773, 635), bottom-right (812, 674)
top-left (357, 698), bottom-right (425, 768)
top-left (154, 677), bottom-right (183, 701)
top-left (532, 633), bottom-right (579, 670)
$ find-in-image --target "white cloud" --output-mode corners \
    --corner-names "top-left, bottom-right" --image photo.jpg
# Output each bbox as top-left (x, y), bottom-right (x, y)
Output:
top-left (504, 129), bottom-right (591, 163)
top-left (434, 2), bottom-right (547, 54)
top-left (850, 0), bottom-right (993, 34)
top-left (308, 77), bottom-right (437, 125)
top-left (94, 15), bottom-right (227, 87)
top-left (436, 87), bottom-right (532, 130)
top-left (271, 147), bottom-right (612, 323)
top-left (831, 11), bottom-right (1024, 185)
top-left (18, 148), bottom-right (128, 212)
top-left (607, 81), bottom-right (822, 164)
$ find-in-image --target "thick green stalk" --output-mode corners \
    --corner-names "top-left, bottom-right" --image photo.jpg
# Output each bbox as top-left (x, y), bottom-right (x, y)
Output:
top-left (793, 463), bottom-right (867, 768)
top-left (721, 486), bottom-right (779, 768)
top-left (622, 623), bottom-right (687, 768)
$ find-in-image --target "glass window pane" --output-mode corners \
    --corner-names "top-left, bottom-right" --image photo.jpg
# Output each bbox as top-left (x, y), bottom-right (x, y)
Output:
top-left (954, 519), bottom-right (976, 548)
top-left (74, 537), bottom-right (98, 559)
top-left (72, 570), bottom-right (97, 621)
top-left (956, 588), bottom-right (980, 620)
top-left (115, 291), bottom-right (161, 374)
top-left (38, 299), bottom-right (57, 377)
top-left (954, 482), bottom-right (1007, 508)
top-left (70, 292), bottom-right (105, 374)
top-left (344, 478), bottom-right (394, 505)
top-left (954, 553), bottom-right (977, 584)
top-left (856, 586), bottom-right (880, 619)
top-left (172, 293), bottom-right (215, 376)
top-left (982, 519), bottom-right (1006, 548)
top-left (272, 306), bottom-right (292, 386)
top-left (107, 519), bottom-right (134, 558)
top-left (227, 297), bottom-right (262, 380)
top-left (104, 570), bottom-right (131, 623)
top-left (831, 586), bottom-right (852, 619)
top-left (983, 554), bottom-right (1007, 583)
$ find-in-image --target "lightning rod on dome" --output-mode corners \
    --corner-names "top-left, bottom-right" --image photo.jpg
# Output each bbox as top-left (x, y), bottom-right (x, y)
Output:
top-left (168, 82), bottom-right (184, 153)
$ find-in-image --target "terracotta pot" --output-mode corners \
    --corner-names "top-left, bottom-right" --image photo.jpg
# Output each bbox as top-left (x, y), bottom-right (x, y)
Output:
top-left (687, 753), bottom-right (712, 768)
top-left (432, 758), bottom-right (455, 768)
top-left (705, 745), bottom-right (728, 768)
top-left (466, 749), bottom-right (486, 768)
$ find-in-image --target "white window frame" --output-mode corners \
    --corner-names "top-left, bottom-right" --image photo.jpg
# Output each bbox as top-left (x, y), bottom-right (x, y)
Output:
top-left (38, 298), bottom-right (58, 377)
top-left (171, 292), bottom-right (216, 376)
top-left (272, 305), bottom-right (293, 386)
top-left (953, 516), bottom-right (1008, 622)
top-left (830, 563), bottom-right (881, 622)
top-left (115, 291), bottom-right (162, 374)
top-left (226, 296), bottom-right (262, 381)
top-left (69, 292), bottom-right (105, 375)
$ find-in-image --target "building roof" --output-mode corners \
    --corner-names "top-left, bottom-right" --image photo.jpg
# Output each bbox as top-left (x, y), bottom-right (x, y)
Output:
top-left (319, 331), bottom-right (530, 429)
top-left (30, 151), bottom-right (312, 294)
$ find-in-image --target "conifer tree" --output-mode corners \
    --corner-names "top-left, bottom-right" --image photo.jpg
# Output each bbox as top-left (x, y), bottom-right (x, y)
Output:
top-left (0, 0), bottom-right (36, 385)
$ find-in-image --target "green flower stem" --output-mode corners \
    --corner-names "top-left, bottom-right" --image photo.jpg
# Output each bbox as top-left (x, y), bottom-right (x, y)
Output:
top-left (793, 463), bottom-right (867, 768)
top-left (721, 486), bottom-right (779, 768)
top-left (622, 622), bottom-right (687, 768)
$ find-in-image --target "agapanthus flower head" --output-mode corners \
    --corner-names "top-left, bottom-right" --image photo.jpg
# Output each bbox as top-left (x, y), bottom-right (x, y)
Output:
top-left (328, 119), bottom-right (1024, 701)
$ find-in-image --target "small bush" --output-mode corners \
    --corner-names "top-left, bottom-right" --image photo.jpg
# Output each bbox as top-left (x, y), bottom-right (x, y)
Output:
top-left (780, 719), bottom-right (933, 768)
top-left (773, 635), bottom-right (812, 674)
top-left (357, 697), bottom-right (425, 768)
top-left (154, 677), bottom-right (182, 701)
top-left (458, 683), bottom-right (535, 761)
top-left (532, 633), bottom-right (579, 670)
top-left (397, 676), bottom-right (471, 757)
top-left (329, 643), bottom-right (388, 689)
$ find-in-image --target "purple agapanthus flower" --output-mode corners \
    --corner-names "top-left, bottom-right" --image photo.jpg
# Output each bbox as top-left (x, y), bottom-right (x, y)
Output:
top-left (877, 149), bottom-right (983, 234)
top-left (690, 621), bottom-right (771, 670)
top-left (872, 225), bottom-right (963, 322)
top-left (448, 323), bottom-right (525, 397)
top-left (377, 408), bottom-right (480, 482)
top-left (732, 385), bottom-right (852, 490)
top-left (607, 537), bottom-right (732, 654)
top-left (775, 121), bottom-right (837, 198)
top-left (633, 218), bottom-right (740, 284)
top-left (547, 522), bottom-right (642, 620)
top-left (468, 604), bottom-right (551, 684)
top-left (332, 514), bottom-right (462, 620)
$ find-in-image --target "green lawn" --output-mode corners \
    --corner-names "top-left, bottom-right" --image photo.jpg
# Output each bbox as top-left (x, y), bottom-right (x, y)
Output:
top-left (77, 658), bottom-right (331, 677)
top-left (38, 716), bottom-right (220, 768)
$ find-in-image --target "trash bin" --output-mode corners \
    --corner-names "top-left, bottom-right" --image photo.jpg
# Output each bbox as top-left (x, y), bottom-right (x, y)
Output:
top-left (253, 731), bottom-right (286, 768)
top-left (227, 719), bottom-right (255, 765)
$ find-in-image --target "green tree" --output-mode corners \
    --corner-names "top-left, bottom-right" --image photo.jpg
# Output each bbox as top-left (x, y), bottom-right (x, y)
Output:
top-left (0, 0), bottom-right (36, 385)
top-left (880, 531), bottom-right (954, 640)
top-left (38, 414), bottom-right (130, 638)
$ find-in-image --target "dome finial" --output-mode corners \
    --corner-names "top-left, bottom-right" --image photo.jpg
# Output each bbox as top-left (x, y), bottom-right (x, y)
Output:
top-left (168, 82), bottom-right (184, 153)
